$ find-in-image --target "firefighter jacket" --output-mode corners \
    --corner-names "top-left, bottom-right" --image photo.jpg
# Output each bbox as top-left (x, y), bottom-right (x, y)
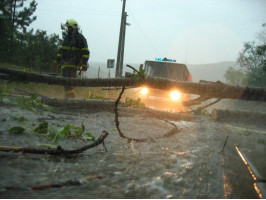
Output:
top-left (56, 30), bottom-right (90, 70)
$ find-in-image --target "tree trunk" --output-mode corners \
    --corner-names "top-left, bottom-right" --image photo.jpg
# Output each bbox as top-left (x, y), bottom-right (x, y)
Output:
top-left (211, 109), bottom-right (266, 125)
top-left (0, 67), bottom-right (265, 102)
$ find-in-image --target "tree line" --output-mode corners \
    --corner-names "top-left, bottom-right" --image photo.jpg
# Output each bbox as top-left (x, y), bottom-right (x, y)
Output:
top-left (0, 0), bottom-right (62, 72)
top-left (224, 24), bottom-right (266, 88)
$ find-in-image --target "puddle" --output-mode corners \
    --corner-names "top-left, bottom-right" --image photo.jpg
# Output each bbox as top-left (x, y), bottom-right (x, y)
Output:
top-left (0, 104), bottom-right (263, 198)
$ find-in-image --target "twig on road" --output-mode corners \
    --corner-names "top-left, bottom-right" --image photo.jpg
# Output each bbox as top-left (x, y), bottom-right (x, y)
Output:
top-left (114, 87), bottom-right (180, 142)
top-left (221, 135), bottom-right (229, 153)
top-left (31, 175), bottom-right (104, 190)
top-left (114, 86), bottom-right (147, 142)
top-left (189, 98), bottom-right (222, 114)
top-left (0, 130), bottom-right (109, 155)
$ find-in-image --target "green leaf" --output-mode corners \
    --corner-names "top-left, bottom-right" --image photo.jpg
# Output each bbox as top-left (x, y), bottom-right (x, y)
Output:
top-left (139, 68), bottom-right (145, 76)
top-left (69, 125), bottom-right (76, 129)
top-left (31, 93), bottom-right (38, 101)
top-left (258, 139), bottom-right (265, 144)
top-left (33, 121), bottom-right (48, 134)
top-left (49, 127), bottom-right (64, 144)
top-left (74, 121), bottom-right (85, 136)
top-left (85, 132), bottom-right (95, 141)
top-left (60, 124), bottom-right (71, 137)
top-left (125, 97), bottom-right (145, 108)
top-left (12, 116), bottom-right (29, 122)
top-left (9, 126), bottom-right (25, 134)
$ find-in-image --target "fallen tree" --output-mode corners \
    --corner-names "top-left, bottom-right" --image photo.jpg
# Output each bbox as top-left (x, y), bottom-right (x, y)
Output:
top-left (211, 109), bottom-right (266, 125)
top-left (0, 67), bottom-right (266, 101)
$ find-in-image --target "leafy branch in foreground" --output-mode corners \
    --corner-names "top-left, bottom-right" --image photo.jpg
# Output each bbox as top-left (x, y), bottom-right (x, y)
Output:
top-left (1, 90), bottom-right (59, 112)
top-left (11, 116), bottom-right (29, 122)
top-left (9, 126), bottom-right (25, 134)
top-left (33, 121), bottom-right (95, 144)
top-left (16, 94), bottom-right (59, 112)
top-left (0, 130), bottom-right (108, 156)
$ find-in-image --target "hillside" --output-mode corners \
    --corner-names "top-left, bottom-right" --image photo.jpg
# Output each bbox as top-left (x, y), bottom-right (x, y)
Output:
top-left (187, 61), bottom-right (236, 83)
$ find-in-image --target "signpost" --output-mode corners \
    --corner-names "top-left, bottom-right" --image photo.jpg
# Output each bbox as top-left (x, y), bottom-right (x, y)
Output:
top-left (107, 59), bottom-right (115, 78)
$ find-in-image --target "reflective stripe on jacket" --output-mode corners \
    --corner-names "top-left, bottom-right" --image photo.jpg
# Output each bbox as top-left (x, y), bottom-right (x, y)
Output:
top-left (56, 30), bottom-right (90, 69)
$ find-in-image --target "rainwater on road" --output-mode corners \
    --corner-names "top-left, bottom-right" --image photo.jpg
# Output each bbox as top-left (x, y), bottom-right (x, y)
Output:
top-left (0, 103), bottom-right (264, 198)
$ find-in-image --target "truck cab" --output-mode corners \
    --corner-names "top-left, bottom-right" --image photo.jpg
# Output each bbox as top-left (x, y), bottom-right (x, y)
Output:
top-left (143, 58), bottom-right (192, 82)
top-left (138, 58), bottom-right (193, 111)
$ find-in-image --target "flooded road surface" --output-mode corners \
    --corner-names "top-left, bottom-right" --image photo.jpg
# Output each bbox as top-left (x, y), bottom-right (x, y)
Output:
top-left (0, 104), bottom-right (264, 198)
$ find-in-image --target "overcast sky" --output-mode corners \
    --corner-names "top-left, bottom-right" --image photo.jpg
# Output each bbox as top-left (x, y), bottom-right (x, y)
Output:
top-left (28, 0), bottom-right (266, 64)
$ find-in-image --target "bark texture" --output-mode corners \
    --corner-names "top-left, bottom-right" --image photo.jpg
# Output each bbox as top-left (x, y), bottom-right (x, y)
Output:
top-left (1, 67), bottom-right (265, 101)
top-left (211, 109), bottom-right (266, 125)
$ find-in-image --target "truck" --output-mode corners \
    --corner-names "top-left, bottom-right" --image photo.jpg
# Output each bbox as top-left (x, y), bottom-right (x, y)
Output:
top-left (136, 57), bottom-right (193, 111)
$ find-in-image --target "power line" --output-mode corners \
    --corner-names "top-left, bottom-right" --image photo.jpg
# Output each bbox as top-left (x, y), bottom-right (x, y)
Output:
top-left (36, 8), bottom-right (120, 17)
top-left (37, 1), bottom-right (120, 16)
top-left (127, 8), bottom-right (162, 56)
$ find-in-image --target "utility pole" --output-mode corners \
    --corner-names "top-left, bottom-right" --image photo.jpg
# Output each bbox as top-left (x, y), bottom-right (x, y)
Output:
top-left (115, 0), bottom-right (129, 78)
top-left (119, 12), bottom-right (129, 76)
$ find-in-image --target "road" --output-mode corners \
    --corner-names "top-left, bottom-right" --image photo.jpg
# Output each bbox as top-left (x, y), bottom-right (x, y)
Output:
top-left (0, 98), bottom-right (265, 198)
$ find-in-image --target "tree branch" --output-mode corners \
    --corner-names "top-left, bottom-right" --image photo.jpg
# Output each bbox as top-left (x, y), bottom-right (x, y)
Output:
top-left (0, 130), bottom-right (109, 155)
top-left (114, 87), bottom-right (180, 142)
top-left (114, 87), bottom-right (147, 142)
top-left (31, 175), bottom-right (104, 190)
top-left (126, 64), bottom-right (145, 79)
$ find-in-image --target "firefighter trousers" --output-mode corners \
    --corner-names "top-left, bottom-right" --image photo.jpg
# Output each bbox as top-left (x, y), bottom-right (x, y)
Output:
top-left (62, 67), bottom-right (77, 98)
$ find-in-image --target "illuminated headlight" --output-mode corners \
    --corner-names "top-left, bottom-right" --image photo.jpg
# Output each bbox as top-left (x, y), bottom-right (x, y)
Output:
top-left (140, 87), bottom-right (149, 95)
top-left (170, 90), bottom-right (181, 101)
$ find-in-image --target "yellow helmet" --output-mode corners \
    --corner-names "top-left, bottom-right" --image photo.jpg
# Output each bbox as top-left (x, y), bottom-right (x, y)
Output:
top-left (66, 19), bottom-right (79, 29)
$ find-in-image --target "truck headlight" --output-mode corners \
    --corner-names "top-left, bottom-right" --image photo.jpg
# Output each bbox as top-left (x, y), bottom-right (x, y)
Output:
top-left (170, 90), bottom-right (181, 101)
top-left (140, 87), bottom-right (149, 95)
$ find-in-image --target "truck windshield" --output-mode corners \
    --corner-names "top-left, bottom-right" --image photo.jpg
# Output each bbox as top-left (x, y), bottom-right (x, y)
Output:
top-left (145, 61), bottom-right (186, 81)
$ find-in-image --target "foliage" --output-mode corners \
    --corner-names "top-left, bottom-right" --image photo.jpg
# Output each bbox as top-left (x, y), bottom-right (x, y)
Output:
top-left (85, 132), bottom-right (95, 141)
top-left (33, 120), bottom-right (93, 144)
top-left (19, 29), bottom-right (62, 72)
top-left (60, 22), bottom-right (68, 41)
top-left (88, 93), bottom-right (105, 100)
top-left (258, 139), bottom-right (265, 144)
top-left (139, 68), bottom-right (145, 76)
top-left (11, 116), bottom-right (29, 122)
top-left (71, 120), bottom-right (85, 136)
top-left (125, 97), bottom-right (145, 108)
top-left (0, 0), bottom-right (62, 73)
top-left (0, 85), bottom-right (5, 102)
top-left (0, 84), bottom-right (14, 102)
top-left (131, 69), bottom-right (146, 80)
top-left (33, 121), bottom-right (48, 134)
top-left (224, 24), bottom-right (266, 87)
top-left (224, 66), bottom-right (248, 86)
top-left (0, 0), bottom-right (37, 60)
top-left (9, 126), bottom-right (25, 134)
top-left (49, 126), bottom-right (72, 144)
top-left (15, 94), bottom-right (58, 112)
top-left (0, 82), bottom-right (58, 110)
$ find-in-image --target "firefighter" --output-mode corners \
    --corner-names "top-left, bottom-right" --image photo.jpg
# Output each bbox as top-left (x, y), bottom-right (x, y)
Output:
top-left (56, 19), bottom-right (90, 98)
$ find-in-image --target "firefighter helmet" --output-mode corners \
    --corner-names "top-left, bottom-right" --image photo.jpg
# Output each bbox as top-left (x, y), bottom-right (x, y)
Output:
top-left (66, 19), bottom-right (79, 29)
